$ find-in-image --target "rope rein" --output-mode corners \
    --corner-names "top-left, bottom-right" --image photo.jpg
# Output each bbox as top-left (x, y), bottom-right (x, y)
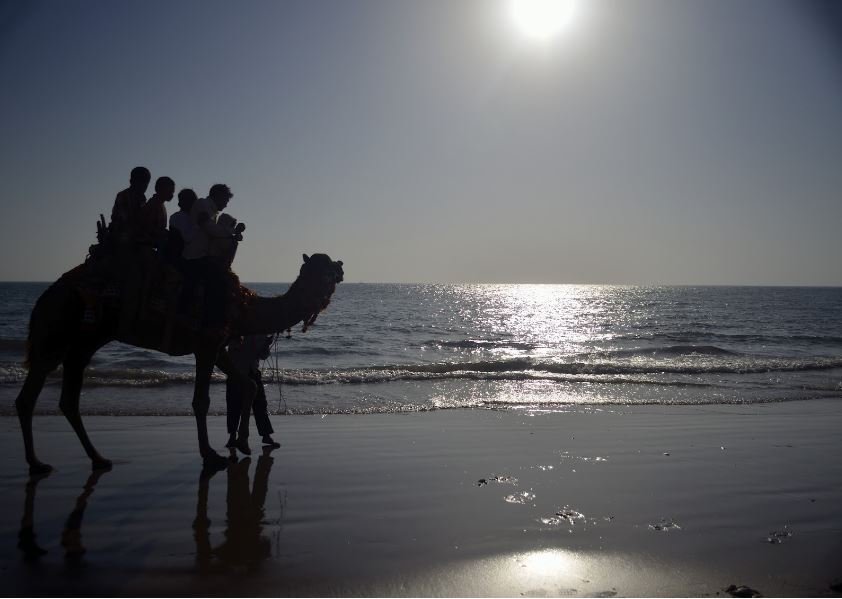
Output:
top-left (263, 332), bottom-right (288, 415)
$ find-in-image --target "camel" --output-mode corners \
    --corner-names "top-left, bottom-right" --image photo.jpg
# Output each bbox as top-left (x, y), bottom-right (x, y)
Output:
top-left (16, 253), bottom-right (344, 474)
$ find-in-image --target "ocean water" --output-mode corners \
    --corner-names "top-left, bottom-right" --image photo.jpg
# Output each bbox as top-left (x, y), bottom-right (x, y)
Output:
top-left (1, 282), bottom-right (841, 415)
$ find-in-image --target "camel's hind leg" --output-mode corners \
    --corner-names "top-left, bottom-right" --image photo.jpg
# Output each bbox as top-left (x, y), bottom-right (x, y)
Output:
top-left (16, 367), bottom-right (53, 474)
top-left (193, 350), bottom-right (228, 469)
top-left (59, 350), bottom-right (111, 471)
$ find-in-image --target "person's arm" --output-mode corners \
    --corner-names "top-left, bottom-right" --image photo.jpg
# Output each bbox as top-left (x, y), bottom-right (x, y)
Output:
top-left (257, 336), bottom-right (272, 360)
top-left (110, 192), bottom-right (125, 227)
top-left (197, 213), bottom-right (233, 239)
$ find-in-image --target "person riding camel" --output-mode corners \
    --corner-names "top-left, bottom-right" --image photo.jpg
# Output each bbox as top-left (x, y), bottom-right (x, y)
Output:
top-left (167, 188), bottom-right (198, 263)
top-left (211, 213), bottom-right (245, 267)
top-left (139, 176), bottom-right (175, 248)
top-left (108, 167), bottom-right (154, 337)
top-left (183, 184), bottom-right (245, 330)
top-left (109, 166), bottom-right (151, 246)
top-left (189, 184), bottom-right (245, 262)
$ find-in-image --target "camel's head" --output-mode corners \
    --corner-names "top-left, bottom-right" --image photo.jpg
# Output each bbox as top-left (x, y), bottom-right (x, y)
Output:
top-left (295, 253), bottom-right (344, 332)
top-left (300, 253), bottom-right (344, 285)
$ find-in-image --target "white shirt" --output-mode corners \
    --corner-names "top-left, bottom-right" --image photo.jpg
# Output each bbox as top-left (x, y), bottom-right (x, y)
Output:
top-left (169, 210), bottom-right (197, 257)
top-left (184, 197), bottom-right (229, 260)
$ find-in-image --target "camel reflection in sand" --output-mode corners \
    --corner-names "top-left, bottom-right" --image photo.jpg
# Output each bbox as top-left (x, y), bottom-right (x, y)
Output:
top-left (18, 468), bottom-right (111, 562)
top-left (194, 446), bottom-right (283, 574)
top-left (17, 447), bottom-right (282, 573)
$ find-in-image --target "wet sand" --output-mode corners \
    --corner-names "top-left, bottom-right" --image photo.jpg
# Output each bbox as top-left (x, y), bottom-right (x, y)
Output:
top-left (2, 401), bottom-right (842, 596)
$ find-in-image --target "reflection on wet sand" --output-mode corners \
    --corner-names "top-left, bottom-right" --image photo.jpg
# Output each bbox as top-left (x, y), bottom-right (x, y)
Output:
top-left (62, 469), bottom-right (111, 560)
top-left (17, 468), bottom-right (111, 562)
top-left (194, 446), bottom-right (282, 574)
top-left (18, 472), bottom-right (49, 561)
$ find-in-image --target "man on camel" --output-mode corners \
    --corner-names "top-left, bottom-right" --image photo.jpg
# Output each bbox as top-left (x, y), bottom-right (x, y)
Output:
top-left (109, 166), bottom-right (151, 246)
top-left (183, 184), bottom-right (245, 331)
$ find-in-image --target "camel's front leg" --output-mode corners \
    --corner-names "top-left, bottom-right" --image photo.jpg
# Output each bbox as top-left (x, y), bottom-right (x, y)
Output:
top-left (193, 352), bottom-right (228, 468)
top-left (215, 350), bottom-right (255, 456)
top-left (16, 366), bottom-right (52, 475)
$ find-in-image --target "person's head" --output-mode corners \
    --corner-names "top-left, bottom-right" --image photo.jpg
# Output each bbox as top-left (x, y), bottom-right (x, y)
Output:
top-left (177, 188), bottom-right (198, 212)
top-left (208, 183), bottom-right (233, 210)
top-left (129, 166), bottom-right (151, 192)
top-left (155, 176), bottom-right (176, 202)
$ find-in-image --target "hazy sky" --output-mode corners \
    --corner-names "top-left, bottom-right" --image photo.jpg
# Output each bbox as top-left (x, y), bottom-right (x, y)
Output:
top-left (2, 0), bottom-right (841, 284)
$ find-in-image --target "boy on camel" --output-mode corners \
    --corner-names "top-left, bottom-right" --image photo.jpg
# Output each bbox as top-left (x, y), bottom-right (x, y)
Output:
top-left (139, 176), bottom-right (175, 248)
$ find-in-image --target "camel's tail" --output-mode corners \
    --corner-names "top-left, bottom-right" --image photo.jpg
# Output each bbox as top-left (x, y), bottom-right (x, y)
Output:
top-left (24, 268), bottom-right (86, 372)
top-left (23, 338), bottom-right (32, 370)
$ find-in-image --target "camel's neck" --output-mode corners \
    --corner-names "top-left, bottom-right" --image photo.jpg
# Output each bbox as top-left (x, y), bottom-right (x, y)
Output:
top-left (234, 283), bottom-right (311, 337)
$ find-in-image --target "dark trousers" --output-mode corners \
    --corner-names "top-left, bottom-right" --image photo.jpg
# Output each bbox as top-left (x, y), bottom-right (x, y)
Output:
top-left (226, 371), bottom-right (273, 437)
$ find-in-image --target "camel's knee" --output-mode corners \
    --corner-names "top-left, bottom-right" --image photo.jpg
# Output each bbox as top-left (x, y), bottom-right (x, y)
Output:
top-left (16, 372), bottom-right (48, 413)
top-left (58, 389), bottom-right (81, 414)
top-left (58, 399), bottom-right (79, 416)
top-left (192, 397), bottom-right (210, 416)
top-left (15, 395), bottom-right (32, 416)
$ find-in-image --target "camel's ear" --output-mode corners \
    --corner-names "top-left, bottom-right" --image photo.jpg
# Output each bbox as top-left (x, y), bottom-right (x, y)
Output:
top-left (302, 254), bottom-right (310, 263)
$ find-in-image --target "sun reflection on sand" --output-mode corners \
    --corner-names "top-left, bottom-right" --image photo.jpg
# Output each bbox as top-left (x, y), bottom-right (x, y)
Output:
top-left (516, 548), bottom-right (581, 575)
top-left (402, 548), bottom-right (651, 596)
top-left (393, 546), bottom-right (712, 597)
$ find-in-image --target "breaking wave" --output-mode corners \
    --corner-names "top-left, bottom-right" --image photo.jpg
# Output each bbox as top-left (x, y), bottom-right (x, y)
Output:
top-left (3, 346), bottom-right (842, 388)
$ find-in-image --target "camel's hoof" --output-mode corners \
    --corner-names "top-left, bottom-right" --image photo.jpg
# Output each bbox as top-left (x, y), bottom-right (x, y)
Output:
top-left (200, 463), bottom-right (225, 480)
top-left (28, 462), bottom-right (54, 476)
top-left (203, 451), bottom-right (229, 470)
top-left (235, 439), bottom-right (251, 456)
top-left (92, 458), bottom-right (113, 472)
top-left (18, 528), bottom-right (48, 561)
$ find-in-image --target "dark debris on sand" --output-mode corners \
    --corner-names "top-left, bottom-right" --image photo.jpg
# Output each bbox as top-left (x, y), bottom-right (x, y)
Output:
top-left (725, 584), bottom-right (762, 597)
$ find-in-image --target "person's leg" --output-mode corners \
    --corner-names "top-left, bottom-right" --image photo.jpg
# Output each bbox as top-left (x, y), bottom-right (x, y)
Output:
top-left (252, 372), bottom-right (280, 447)
top-left (117, 248), bottom-right (142, 338)
top-left (178, 258), bottom-right (199, 315)
top-left (225, 376), bottom-right (242, 448)
top-left (205, 259), bottom-right (229, 328)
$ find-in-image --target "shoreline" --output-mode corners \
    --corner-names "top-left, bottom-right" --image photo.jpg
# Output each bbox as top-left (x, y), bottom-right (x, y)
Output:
top-left (2, 401), bottom-right (842, 596)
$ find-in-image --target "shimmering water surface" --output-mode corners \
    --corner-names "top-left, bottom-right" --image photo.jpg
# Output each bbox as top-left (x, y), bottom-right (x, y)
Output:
top-left (1, 283), bottom-right (841, 414)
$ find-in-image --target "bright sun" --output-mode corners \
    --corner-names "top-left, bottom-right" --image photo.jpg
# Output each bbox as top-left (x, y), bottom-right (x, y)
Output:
top-left (508, 0), bottom-right (577, 42)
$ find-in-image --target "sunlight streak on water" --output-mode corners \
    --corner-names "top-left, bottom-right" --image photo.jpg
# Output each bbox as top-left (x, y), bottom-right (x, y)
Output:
top-left (2, 283), bottom-right (842, 414)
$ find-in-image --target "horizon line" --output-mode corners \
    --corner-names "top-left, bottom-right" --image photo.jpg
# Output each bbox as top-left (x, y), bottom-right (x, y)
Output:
top-left (1, 280), bottom-right (841, 289)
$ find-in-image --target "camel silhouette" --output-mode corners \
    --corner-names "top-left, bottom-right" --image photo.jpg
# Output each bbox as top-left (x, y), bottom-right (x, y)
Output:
top-left (16, 253), bottom-right (344, 473)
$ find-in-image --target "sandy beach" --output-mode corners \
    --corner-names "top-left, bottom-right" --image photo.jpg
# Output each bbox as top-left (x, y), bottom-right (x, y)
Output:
top-left (1, 401), bottom-right (841, 596)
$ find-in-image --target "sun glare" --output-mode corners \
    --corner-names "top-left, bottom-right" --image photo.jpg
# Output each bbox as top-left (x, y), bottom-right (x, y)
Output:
top-left (508, 0), bottom-right (577, 42)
